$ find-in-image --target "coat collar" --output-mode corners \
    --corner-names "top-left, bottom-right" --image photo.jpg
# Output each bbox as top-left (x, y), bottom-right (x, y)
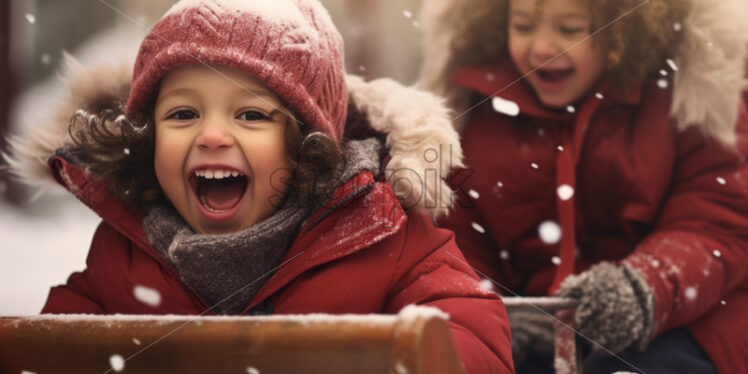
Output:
top-left (48, 154), bottom-right (406, 313)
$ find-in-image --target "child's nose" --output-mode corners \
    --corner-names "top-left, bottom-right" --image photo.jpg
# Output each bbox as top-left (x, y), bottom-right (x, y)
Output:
top-left (529, 36), bottom-right (560, 64)
top-left (195, 120), bottom-right (235, 150)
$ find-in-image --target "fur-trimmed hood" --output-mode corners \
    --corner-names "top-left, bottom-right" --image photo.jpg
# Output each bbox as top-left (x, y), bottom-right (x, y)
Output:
top-left (419, 0), bottom-right (748, 146)
top-left (6, 56), bottom-right (462, 220)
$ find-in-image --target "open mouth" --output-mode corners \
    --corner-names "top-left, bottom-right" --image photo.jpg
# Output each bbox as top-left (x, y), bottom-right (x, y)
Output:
top-left (191, 169), bottom-right (248, 213)
top-left (536, 68), bottom-right (574, 83)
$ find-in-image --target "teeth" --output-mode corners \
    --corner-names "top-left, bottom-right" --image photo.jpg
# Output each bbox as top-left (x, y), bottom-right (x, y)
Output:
top-left (194, 168), bottom-right (245, 179)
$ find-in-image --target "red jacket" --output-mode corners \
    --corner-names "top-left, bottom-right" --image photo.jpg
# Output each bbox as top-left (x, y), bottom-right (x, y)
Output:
top-left (42, 154), bottom-right (514, 374)
top-left (440, 62), bottom-right (748, 373)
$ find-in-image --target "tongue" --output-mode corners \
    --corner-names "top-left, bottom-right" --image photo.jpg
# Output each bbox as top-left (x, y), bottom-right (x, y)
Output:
top-left (199, 179), bottom-right (245, 211)
top-left (542, 70), bottom-right (572, 82)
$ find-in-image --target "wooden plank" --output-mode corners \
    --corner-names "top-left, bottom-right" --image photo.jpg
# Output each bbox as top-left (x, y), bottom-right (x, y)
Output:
top-left (0, 313), bottom-right (465, 374)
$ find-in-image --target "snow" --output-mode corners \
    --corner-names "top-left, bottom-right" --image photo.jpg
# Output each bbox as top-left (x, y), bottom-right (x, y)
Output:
top-left (132, 338), bottom-right (141, 345)
top-left (397, 304), bottom-right (449, 321)
top-left (395, 362), bottom-right (408, 374)
top-left (557, 145), bottom-right (564, 152)
top-left (716, 176), bottom-right (726, 185)
top-left (468, 189), bottom-right (480, 199)
top-left (25, 13), bottom-right (36, 24)
top-left (566, 105), bottom-right (575, 113)
top-left (41, 54), bottom-right (52, 65)
top-left (538, 221), bottom-right (562, 245)
top-left (666, 58), bottom-right (679, 72)
top-left (496, 181), bottom-right (504, 188)
top-left (530, 163), bottom-right (539, 170)
top-left (499, 249), bottom-right (510, 260)
top-left (485, 73), bottom-right (496, 82)
top-left (358, 65), bottom-right (366, 72)
top-left (551, 256), bottom-right (562, 266)
top-left (411, 20), bottom-right (420, 28)
top-left (166, 0), bottom-right (316, 28)
top-left (660, 69), bottom-right (668, 76)
top-left (123, 148), bottom-right (130, 155)
top-left (110, 354), bottom-right (125, 372)
top-left (471, 222), bottom-right (486, 234)
top-left (0, 196), bottom-right (98, 315)
top-left (713, 250), bottom-right (722, 257)
top-left (246, 367), bottom-right (260, 374)
top-left (21, 371), bottom-right (37, 374)
top-left (684, 286), bottom-right (698, 301)
top-left (673, 22), bottom-right (683, 32)
top-left (133, 285), bottom-right (162, 307)
top-left (657, 79), bottom-right (669, 89)
top-left (403, 10), bottom-right (413, 19)
top-left (720, 300), bottom-right (726, 305)
top-left (557, 184), bottom-right (574, 201)
top-left (480, 279), bottom-right (495, 292)
top-left (492, 96), bottom-right (520, 117)
top-left (594, 92), bottom-right (604, 99)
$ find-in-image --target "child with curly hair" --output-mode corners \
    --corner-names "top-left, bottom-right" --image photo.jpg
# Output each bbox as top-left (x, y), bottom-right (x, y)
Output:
top-left (8, 0), bottom-right (514, 372)
top-left (420, 0), bottom-right (748, 372)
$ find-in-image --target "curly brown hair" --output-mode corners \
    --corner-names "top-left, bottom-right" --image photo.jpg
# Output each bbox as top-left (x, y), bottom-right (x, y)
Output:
top-left (444, 0), bottom-right (689, 92)
top-left (68, 101), bottom-right (341, 208)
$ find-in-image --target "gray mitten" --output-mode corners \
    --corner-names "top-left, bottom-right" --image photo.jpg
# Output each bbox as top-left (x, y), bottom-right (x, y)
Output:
top-left (556, 262), bottom-right (655, 354)
top-left (508, 309), bottom-right (556, 365)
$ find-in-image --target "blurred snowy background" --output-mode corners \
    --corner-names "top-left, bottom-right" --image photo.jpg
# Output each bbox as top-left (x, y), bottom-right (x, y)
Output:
top-left (0, 0), bottom-right (424, 315)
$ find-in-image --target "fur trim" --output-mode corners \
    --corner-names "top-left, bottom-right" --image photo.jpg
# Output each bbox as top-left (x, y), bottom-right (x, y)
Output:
top-left (418, 0), bottom-right (748, 146)
top-left (6, 57), bottom-right (462, 220)
top-left (4, 53), bottom-right (132, 190)
top-left (346, 75), bottom-right (464, 220)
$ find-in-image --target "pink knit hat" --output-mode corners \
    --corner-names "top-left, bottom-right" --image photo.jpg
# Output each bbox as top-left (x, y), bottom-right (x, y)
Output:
top-left (125, 0), bottom-right (347, 142)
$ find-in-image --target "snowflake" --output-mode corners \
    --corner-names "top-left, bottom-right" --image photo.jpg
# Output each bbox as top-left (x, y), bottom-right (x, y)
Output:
top-left (684, 287), bottom-right (697, 301)
top-left (716, 177), bottom-right (726, 185)
top-left (133, 285), bottom-right (162, 307)
top-left (110, 354), bottom-right (125, 372)
top-left (480, 279), bottom-right (495, 292)
top-left (468, 189), bottom-right (480, 200)
top-left (666, 58), bottom-right (679, 72)
top-left (594, 93), bottom-right (604, 100)
top-left (499, 249), bottom-right (510, 260)
top-left (551, 256), bottom-right (562, 265)
top-left (25, 13), bottom-right (36, 24)
top-left (403, 10), bottom-right (413, 18)
top-left (657, 79), bottom-right (669, 89)
top-left (530, 163), bottom-right (539, 170)
top-left (566, 105), bottom-right (576, 113)
top-left (471, 222), bottom-right (486, 234)
top-left (557, 184), bottom-right (574, 201)
top-left (492, 96), bottom-right (520, 117)
top-left (713, 250), bottom-right (722, 258)
top-left (538, 221), bottom-right (562, 245)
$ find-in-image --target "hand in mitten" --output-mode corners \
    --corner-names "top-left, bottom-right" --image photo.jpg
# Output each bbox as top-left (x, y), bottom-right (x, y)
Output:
top-left (555, 262), bottom-right (655, 354)
top-left (508, 309), bottom-right (556, 365)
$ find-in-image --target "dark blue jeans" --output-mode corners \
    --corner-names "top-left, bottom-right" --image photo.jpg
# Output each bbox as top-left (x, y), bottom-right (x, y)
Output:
top-left (516, 328), bottom-right (718, 374)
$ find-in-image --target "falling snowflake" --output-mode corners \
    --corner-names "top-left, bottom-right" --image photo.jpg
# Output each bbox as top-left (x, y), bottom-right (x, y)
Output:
top-left (657, 79), bottom-right (669, 89)
top-left (713, 250), bottom-right (722, 257)
top-left (468, 189), bottom-right (480, 199)
top-left (538, 128), bottom-right (545, 136)
top-left (551, 256), bottom-right (562, 265)
top-left (492, 96), bottom-right (520, 117)
top-left (499, 249), bottom-right (510, 260)
top-left (133, 285), bottom-right (162, 307)
top-left (651, 259), bottom-right (660, 268)
top-left (684, 287), bottom-right (697, 301)
top-left (247, 367), bottom-right (260, 374)
top-left (707, 41), bottom-right (713, 47)
top-left (123, 148), bottom-right (131, 155)
top-left (41, 53), bottom-right (52, 65)
top-left (471, 222), bottom-right (486, 234)
top-left (557, 145), bottom-right (564, 152)
top-left (485, 73), bottom-right (496, 82)
top-left (480, 279), bottom-right (495, 292)
top-left (358, 65), bottom-right (366, 72)
top-left (556, 184), bottom-right (574, 201)
top-left (132, 338), bottom-right (141, 345)
top-left (716, 177), bottom-right (726, 185)
top-left (403, 10), bottom-right (413, 18)
top-left (530, 163), bottom-right (539, 170)
top-left (538, 221), bottom-right (562, 245)
top-left (720, 300), bottom-right (726, 306)
top-left (110, 355), bottom-right (125, 372)
top-left (412, 20), bottom-right (420, 27)
top-left (25, 13), bottom-right (36, 24)
top-left (21, 371), bottom-right (38, 374)
top-left (497, 181), bottom-right (504, 188)
top-left (594, 93), bottom-right (604, 100)
top-left (566, 105), bottom-right (576, 113)
top-left (673, 22), bottom-right (682, 32)
top-left (666, 58), bottom-right (679, 72)
top-left (659, 69), bottom-right (668, 76)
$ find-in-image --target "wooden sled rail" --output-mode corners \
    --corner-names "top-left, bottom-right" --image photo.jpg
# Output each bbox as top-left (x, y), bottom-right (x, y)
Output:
top-left (0, 308), bottom-right (465, 374)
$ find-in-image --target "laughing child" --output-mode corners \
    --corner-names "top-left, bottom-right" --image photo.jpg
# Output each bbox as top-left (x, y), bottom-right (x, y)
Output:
top-left (8, 0), bottom-right (514, 372)
top-left (420, 0), bottom-right (748, 372)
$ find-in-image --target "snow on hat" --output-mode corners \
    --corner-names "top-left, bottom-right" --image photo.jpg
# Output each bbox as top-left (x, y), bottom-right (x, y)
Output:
top-left (125, 0), bottom-right (347, 142)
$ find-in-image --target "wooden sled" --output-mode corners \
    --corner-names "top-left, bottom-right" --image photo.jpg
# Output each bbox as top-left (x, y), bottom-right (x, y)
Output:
top-left (503, 297), bottom-right (581, 374)
top-left (0, 309), bottom-right (465, 374)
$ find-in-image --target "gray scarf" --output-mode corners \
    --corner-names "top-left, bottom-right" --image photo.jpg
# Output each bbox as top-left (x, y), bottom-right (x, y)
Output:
top-left (143, 138), bottom-right (382, 315)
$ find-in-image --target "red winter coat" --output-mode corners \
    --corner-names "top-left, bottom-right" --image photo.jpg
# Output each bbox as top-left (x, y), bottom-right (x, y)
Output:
top-left (42, 152), bottom-right (513, 374)
top-left (439, 61), bottom-right (748, 373)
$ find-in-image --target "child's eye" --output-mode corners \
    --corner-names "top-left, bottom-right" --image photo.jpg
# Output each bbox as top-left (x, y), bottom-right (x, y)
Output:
top-left (560, 26), bottom-right (587, 35)
top-left (512, 24), bottom-right (534, 33)
top-left (237, 110), bottom-right (270, 122)
top-left (168, 110), bottom-right (198, 120)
